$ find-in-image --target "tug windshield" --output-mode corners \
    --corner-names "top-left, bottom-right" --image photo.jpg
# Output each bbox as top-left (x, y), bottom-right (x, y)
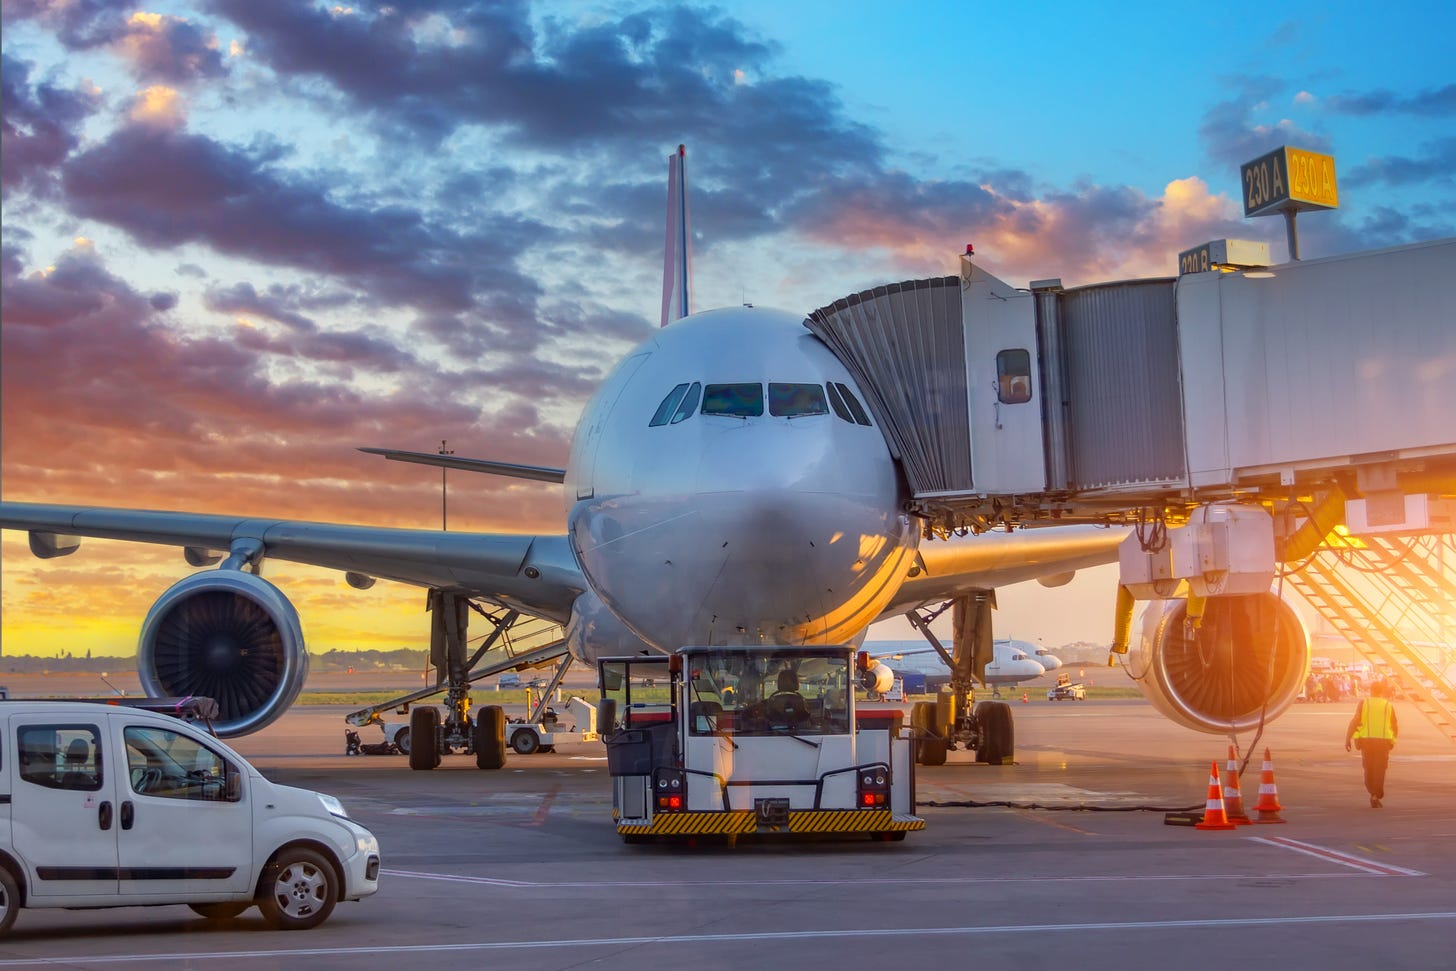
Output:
top-left (685, 648), bottom-right (851, 737)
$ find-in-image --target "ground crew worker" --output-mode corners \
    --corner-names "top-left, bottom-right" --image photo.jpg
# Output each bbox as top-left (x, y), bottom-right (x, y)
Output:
top-left (1344, 680), bottom-right (1399, 808)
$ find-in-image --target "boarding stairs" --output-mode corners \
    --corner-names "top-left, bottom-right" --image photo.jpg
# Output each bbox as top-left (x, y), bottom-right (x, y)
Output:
top-left (346, 610), bottom-right (567, 727)
top-left (1285, 533), bottom-right (1456, 745)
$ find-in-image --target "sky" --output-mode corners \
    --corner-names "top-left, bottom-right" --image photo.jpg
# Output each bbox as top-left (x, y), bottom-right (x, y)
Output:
top-left (3, 1), bottom-right (1454, 659)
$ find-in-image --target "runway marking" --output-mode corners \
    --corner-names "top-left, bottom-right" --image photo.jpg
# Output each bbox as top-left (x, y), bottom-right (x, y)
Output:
top-left (527, 785), bottom-right (559, 826)
top-left (1013, 808), bottom-right (1097, 835)
top-left (7, 913), bottom-right (1453, 965)
top-left (378, 867), bottom-right (1392, 890)
top-left (1249, 836), bottom-right (1426, 876)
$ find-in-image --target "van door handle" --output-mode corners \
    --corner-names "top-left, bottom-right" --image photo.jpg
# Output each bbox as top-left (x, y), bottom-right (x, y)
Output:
top-left (120, 801), bottom-right (135, 830)
top-left (98, 800), bottom-right (113, 830)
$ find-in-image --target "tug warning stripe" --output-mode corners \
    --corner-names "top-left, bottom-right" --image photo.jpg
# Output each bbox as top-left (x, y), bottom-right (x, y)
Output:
top-left (618, 810), bottom-right (925, 837)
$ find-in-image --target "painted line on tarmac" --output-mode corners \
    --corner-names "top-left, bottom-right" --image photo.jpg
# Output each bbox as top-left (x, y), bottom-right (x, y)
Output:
top-left (7, 912), bottom-right (1454, 965)
top-left (527, 785), bottom-right (559, 826)
top-left (379, 867), bottom-right (1382, 889)
top-left (1249, 836), bottom-right (1426, 876)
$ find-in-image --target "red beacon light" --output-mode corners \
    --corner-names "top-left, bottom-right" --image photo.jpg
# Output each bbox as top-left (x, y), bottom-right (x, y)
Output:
top-left (965, 243), bottom-right (975, 256)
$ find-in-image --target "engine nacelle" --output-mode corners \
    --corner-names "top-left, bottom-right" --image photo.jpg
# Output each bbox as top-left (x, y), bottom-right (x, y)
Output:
top-left (137, 571), bottom-right (308, 737)
top-left (859, 659), bottom-right (895, 694)
top-left (1123, 592), bottom-right (1309, 735)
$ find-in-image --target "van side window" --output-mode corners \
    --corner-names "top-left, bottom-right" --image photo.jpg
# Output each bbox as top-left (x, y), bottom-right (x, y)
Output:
top-left (124, 726), bottom-right (240, 803)
top-left (17, 725), bottom-right (102, 792)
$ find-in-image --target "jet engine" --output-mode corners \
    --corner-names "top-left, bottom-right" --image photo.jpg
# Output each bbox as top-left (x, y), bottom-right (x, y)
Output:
top-left (1123, 592), bottom-right (1309, 735)
top-left (137, 570), bottom-right (308, 737)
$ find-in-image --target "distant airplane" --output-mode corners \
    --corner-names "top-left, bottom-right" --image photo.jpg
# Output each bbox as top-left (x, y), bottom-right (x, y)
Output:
top-left (0, 144), bottom-right (1303, 756)
top-left (868, 638), bottom-right (1049, 696)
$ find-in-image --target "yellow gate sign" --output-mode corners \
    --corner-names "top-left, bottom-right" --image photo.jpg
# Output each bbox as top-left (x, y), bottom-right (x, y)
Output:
top-left (1241, 146), bottom-right (1339, 217)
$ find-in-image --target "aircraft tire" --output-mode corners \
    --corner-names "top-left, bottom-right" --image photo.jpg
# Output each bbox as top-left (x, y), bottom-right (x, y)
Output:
top-left (475, 706), bottom-right (507, 769)
top-left (975, 700), bottom-right (1015, 765)
top-left (910, 702), bottom-right (946, 766)
top-left (409, 706), bottom-right (440, 771)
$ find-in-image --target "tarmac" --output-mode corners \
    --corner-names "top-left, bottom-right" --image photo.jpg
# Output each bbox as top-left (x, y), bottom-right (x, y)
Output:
top-left (1, 690), bottom-right (1452, 970)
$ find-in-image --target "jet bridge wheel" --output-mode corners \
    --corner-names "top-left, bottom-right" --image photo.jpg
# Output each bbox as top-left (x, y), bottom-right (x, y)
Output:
top-left (973, 701), bottom-right (1014, 765)
top-left (409, 706), bottom-right (441, 770)
top-left (475, 706), bottom-right (507, 769)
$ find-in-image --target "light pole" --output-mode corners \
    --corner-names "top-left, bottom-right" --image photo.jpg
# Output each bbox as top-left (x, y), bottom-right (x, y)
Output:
top-left (439, 439), bottom-right (453, 530)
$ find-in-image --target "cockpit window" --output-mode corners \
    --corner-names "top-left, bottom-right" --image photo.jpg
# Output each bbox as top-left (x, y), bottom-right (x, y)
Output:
top-left (701, 383), bottom-right (764, 417)
top-left (670, 382), bottom-right (700, 424)
top-left (768, 383), bottom-right (828, 418)
top-left (649, 384), bottom-right (690, 427)
top-left (831, 382), bottom-right (873, 426)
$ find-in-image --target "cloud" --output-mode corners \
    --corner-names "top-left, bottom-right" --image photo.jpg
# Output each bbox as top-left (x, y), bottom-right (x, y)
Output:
top-left (0, 54), bottom-right (98, 197)
top-left (1324, 84), bottom-right (1456, 117)
top-left (3, 4), bottom-right (227, 83)
top-left (1198, 77), bottom-right (1330, 171)
top-left (0, 239), bottom-right (572, 531)
top-left (59, 121), bottom-right (544, 314)
top-left (115, 11), bottom-right (228, 83)
top-left (128, 84), bottom-right (187, 129)
top-left (1344, 138), bottom-right (1456, 189)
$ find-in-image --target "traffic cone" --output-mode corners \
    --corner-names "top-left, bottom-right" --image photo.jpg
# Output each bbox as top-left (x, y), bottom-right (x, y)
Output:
top-left (1195, 761), bottom-right (1237, 830)
top-left (1022, 692), bottom-right (1029, 703)
top-left (1222, 745), bottom-right (1251, 825)
top-left (1252, 747), bottom-right (1287, 823)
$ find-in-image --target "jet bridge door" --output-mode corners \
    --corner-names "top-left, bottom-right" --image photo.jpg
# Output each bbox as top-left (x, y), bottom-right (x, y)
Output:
top-left (962, 259), bottom-right (1047, 495)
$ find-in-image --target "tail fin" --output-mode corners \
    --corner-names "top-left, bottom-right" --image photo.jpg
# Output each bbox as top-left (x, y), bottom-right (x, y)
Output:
top-left (660, 144), bottom-right (693, 327)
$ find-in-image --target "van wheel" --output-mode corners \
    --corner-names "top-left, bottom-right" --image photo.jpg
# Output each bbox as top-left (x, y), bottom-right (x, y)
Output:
top-left (258, 848), bottom-right (337, 930)
top-left (190, 901), bottom-right (251, 920)
top-left (408, 707), bottom-right (440, 770)
top-left (0, 865), bottom-right (19, 937)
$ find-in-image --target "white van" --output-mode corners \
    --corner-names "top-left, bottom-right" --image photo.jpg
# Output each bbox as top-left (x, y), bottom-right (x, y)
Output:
top-left (0, 700), bottom-right (380, 936)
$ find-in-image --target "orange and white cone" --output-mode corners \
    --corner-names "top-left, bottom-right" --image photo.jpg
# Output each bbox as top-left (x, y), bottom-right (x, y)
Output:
top-left (1195, 760), bottom-right (1237, 830)
top-left (1252, 747), bottom-right (1287, 824)
top-left (1222, 745), bottom-right (1251, 825)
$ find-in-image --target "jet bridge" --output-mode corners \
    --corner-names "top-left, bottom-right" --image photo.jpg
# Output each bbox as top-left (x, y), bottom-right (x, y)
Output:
top-left (807, 237), bottom-right (1456, 741)
top-left (806, 237), bottom-right (1456, 533)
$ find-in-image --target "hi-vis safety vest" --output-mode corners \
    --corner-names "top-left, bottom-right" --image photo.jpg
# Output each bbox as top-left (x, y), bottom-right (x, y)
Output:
top-left (1353, 696), bottom-right (1396, 741)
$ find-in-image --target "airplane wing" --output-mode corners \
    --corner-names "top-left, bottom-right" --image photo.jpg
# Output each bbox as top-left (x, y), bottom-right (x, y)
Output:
top-left (0, 502), bottom-right (583, 621)
top-left (881, 523), bottom-right (1124, 616)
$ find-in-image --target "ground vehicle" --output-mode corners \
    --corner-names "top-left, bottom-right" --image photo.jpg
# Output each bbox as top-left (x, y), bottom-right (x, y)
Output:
top-left (0, 701), bottom-right (380, 936)
top-left (598, 646), bottom-right (923, 842)
top-left (1048, 681), bottom-right (1087, 701)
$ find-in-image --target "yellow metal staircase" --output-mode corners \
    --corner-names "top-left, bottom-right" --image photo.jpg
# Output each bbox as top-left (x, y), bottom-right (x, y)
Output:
top-left (1284, 533), bottom-right (1456, 745)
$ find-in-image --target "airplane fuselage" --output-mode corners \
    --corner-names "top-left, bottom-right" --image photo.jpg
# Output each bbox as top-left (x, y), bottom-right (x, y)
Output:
top-left (565, 307), bottom-right (919, 655)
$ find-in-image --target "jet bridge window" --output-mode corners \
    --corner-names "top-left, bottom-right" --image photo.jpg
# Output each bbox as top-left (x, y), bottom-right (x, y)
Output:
top-left (701, 383), bottom-right (764, 417)
top-left (649, 382), bottom-right (702, 426)
top-left (768, 383), bottom-right (828, 417)
top-left (827, 382), bottom-right (873, 426)
top-left (997, 349), bottom-right (1033, 404)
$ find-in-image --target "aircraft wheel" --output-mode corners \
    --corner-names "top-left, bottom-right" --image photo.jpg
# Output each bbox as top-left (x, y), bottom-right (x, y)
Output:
top-left (910, 702), bottom-right (946, 766)
top-left (408, 707), bottom-right (440, 771)
top-left (475, 706), bottom-right (507, 769)
top-left (975, 700), bottom-right (1015, 765)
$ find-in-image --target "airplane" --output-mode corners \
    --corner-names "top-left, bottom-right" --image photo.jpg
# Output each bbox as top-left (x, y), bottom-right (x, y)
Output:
top-left (0, 145), bottom-right (1308, 759)
top-left (867, 638), bottom-right (1049, 696)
